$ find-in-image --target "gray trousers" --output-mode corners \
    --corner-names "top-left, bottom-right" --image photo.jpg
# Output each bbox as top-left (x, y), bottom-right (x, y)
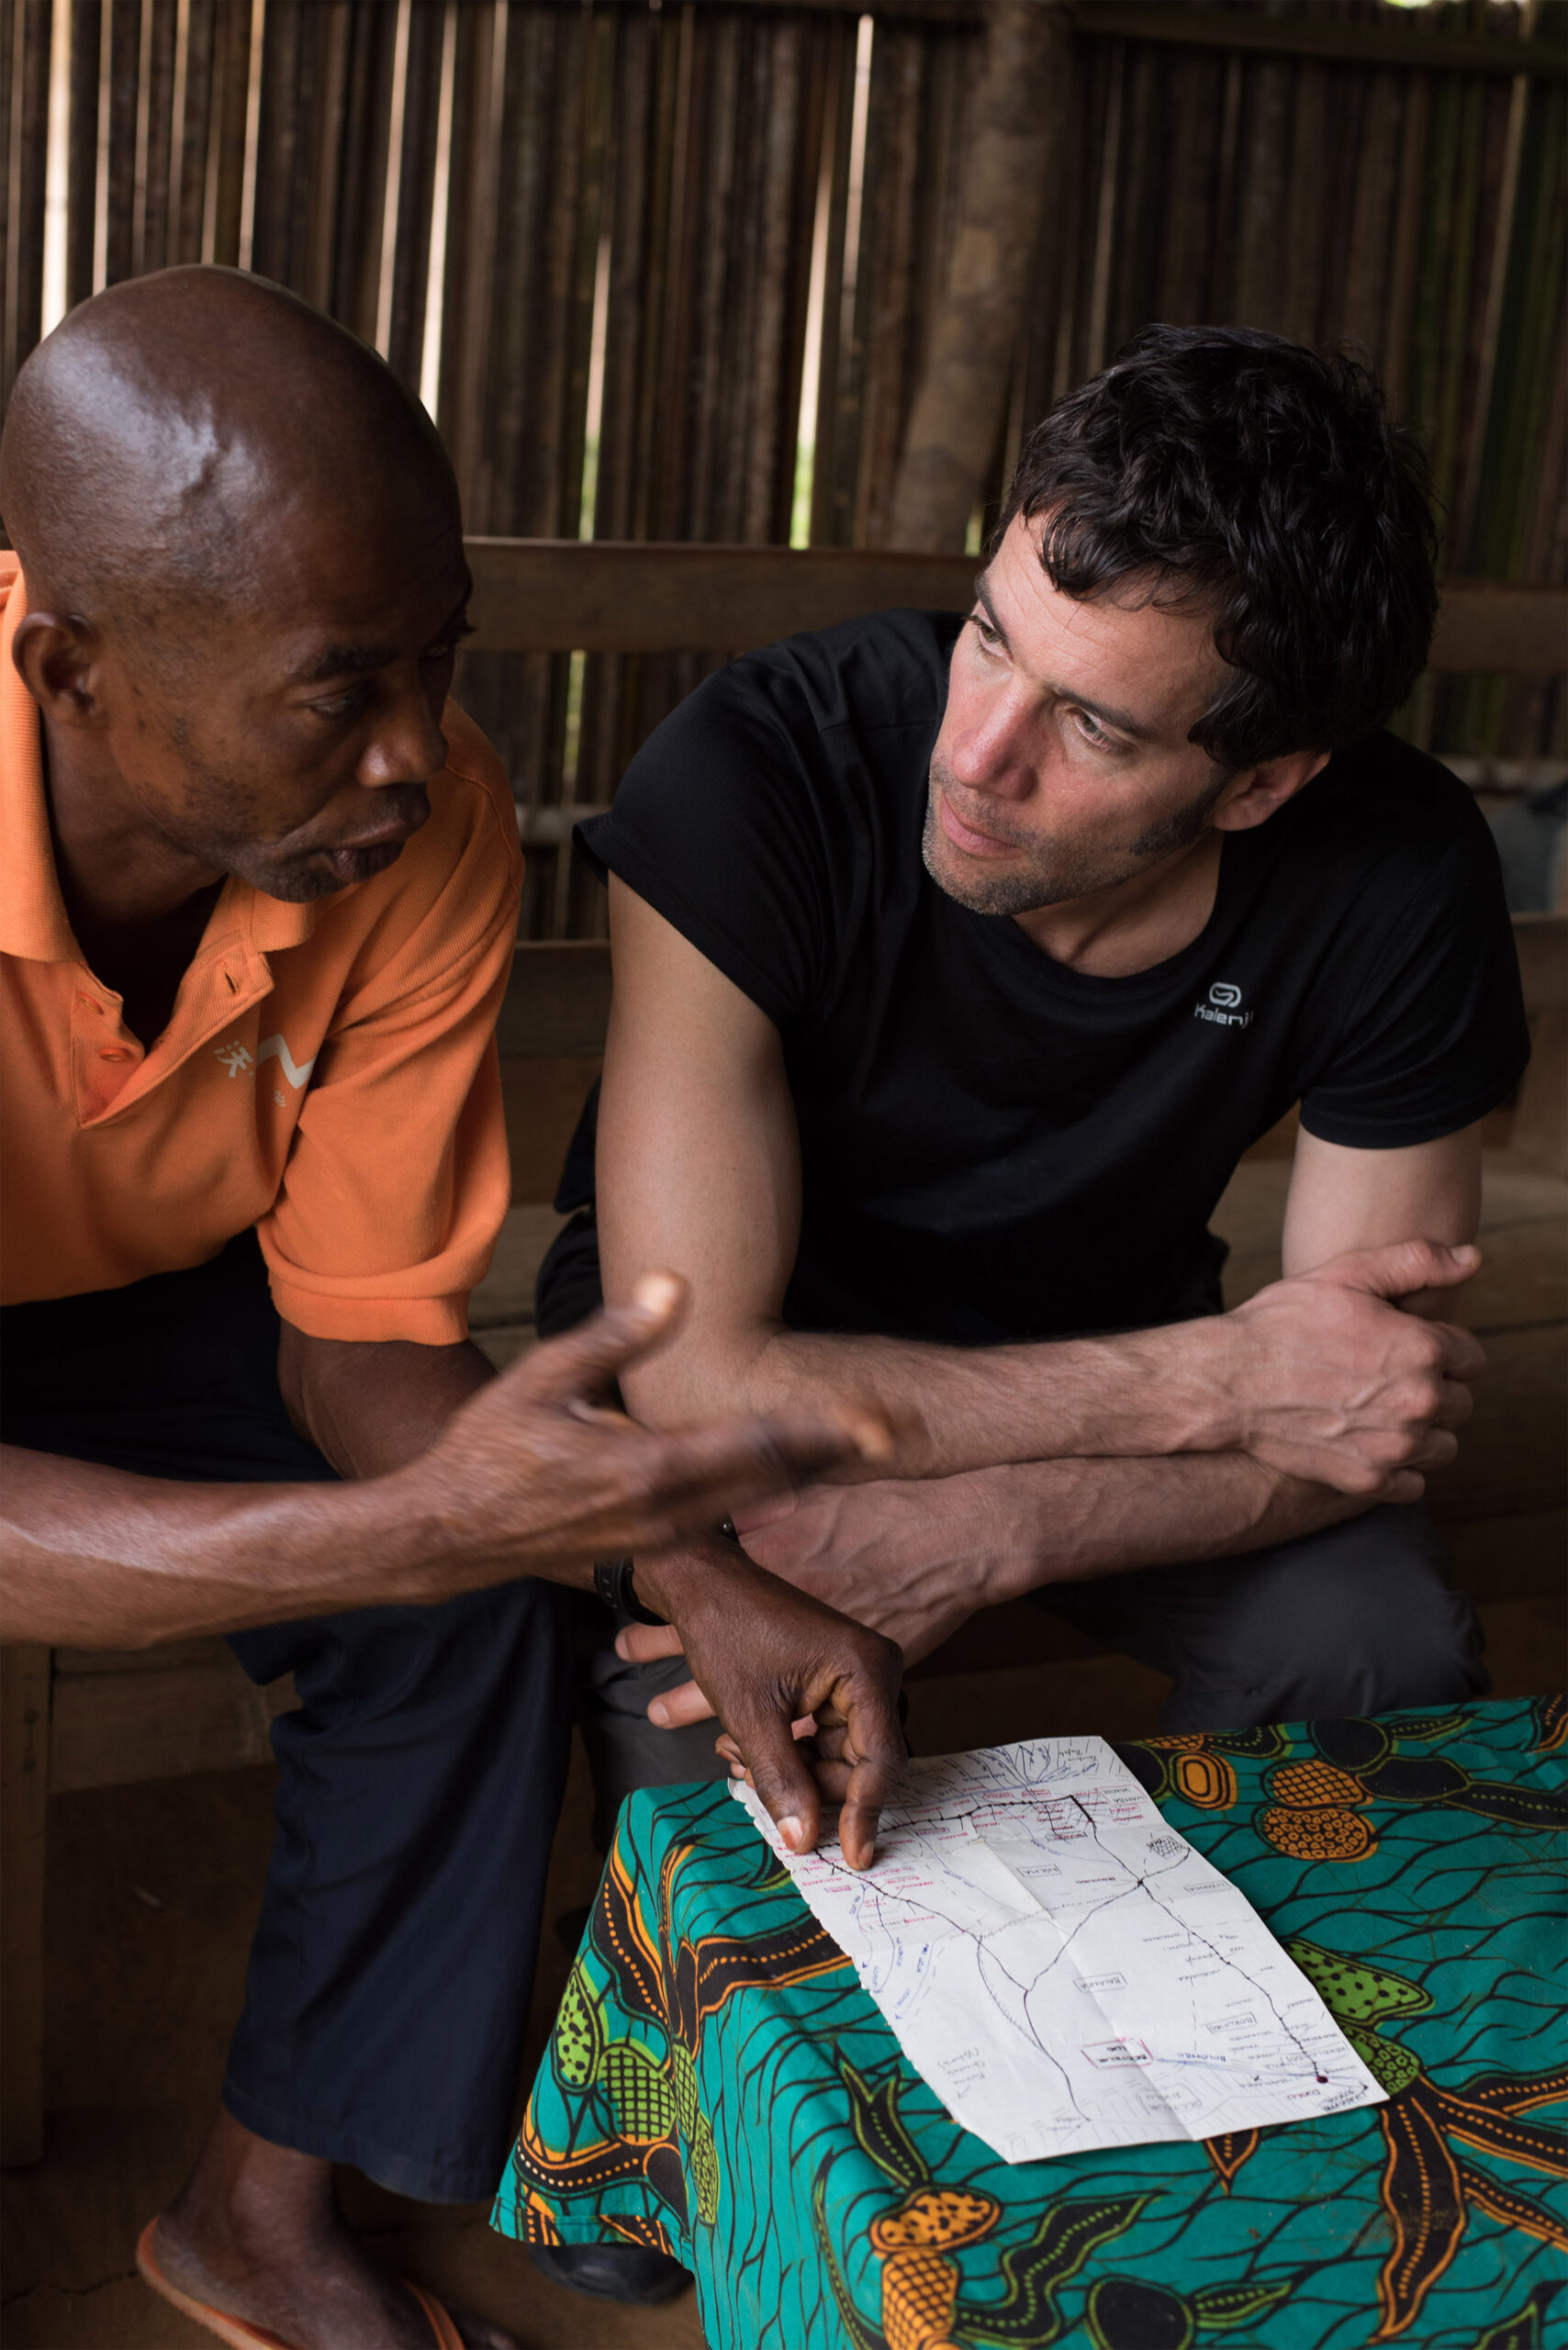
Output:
top-left (578, 1503), bottom-right (1486, 1841)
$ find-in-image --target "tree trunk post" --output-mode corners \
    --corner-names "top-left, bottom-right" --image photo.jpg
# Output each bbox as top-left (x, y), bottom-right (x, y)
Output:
top-left (885, 0), bottom-right (1075, 554)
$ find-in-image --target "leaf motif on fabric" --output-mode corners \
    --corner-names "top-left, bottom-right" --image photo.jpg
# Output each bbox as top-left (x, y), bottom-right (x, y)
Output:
top-left (1202, 2131), bottom-right (1260, 2193)
top-left (1283, 1939), bottom-right (1432, 2024)
top-left (1191, 2278), bottom-right (1293, 2330)
top-left (1372, 2087), bottom-right (1468, 2340)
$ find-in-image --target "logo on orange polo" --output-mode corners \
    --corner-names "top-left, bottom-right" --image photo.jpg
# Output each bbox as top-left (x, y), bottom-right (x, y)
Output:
top-left (213, 1035), bottom-right (317, 1088)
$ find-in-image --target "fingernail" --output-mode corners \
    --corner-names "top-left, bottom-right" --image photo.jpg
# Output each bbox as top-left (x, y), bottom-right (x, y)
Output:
top-left (631, 1271), bottom-right (682, 1318)
top-left (648, 1703), bottom-right (669, 1727)
top-left (848, 1414), bottom-right (894, 1463)
top-left (779, 1815), bottom-right (805, 1850)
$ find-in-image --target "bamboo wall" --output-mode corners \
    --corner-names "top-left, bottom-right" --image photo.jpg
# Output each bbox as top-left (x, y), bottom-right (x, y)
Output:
top-left (3, 0), bottom-right (1564, 938)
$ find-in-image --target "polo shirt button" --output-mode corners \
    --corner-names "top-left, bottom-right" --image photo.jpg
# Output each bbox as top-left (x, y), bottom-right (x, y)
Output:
top-left (98, 1047), bottom-right (131, 1062)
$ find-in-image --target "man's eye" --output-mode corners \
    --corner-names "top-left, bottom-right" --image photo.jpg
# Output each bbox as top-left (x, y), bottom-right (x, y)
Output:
top-left (971, 613), bottom-right (1002, 652)
top-left (310, 689), bottom-right (368, 720)
top-left (1070, 709), bottom-right (1111, 748)
top-left (423, 622), bottom-right (476, 664)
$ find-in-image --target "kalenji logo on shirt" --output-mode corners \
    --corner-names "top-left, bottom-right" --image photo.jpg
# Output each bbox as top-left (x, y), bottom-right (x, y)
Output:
top-left (1194, 981), bottom-right (1253, 1030)
top-left (213, 1035), bottom-right (318, 1087)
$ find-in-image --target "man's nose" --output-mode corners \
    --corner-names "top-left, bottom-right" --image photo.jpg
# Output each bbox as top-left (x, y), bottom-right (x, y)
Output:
top-left (946, 689), bottom-right (1038, 800)
top-left (357, 682), bottom-right (449, 789)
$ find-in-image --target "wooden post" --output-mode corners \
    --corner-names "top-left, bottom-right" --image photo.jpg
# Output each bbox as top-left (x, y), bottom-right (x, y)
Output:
top-left (1, 1644), bottom-right (50, 2167)
top-left (884, 0), bottom-right (1074, 553)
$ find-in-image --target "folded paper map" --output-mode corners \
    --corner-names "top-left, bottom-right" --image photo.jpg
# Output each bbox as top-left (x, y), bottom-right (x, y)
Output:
top-left (733, 1735), bottom-right (1385, 2164)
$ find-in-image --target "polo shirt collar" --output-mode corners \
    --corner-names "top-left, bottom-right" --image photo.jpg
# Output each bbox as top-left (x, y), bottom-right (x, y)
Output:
top-left (0, 559), bottom-right (322, 966)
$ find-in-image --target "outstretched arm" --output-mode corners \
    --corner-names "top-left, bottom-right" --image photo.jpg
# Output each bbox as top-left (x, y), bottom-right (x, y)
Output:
top-left (599, 879), bottom-right (1483, 1496)
top-left (2, 1283), bottom-right (904, 1865)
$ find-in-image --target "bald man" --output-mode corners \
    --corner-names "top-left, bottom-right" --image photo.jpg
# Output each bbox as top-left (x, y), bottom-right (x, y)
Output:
top-left (0, 268), bottom-right (902, 2348)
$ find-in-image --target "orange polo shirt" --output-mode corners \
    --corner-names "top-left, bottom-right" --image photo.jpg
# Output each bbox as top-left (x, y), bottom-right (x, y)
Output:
top-left (0, 557), bottom-right (521, 1343)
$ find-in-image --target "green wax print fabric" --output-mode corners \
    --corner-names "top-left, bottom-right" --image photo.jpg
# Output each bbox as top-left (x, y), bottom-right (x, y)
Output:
top-left (492, 1699), bottom-right (1568, 2350)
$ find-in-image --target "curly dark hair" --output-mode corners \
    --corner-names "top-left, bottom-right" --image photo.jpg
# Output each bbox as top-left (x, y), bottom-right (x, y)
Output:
top-left (996, 324), bottom-right (1439, 769)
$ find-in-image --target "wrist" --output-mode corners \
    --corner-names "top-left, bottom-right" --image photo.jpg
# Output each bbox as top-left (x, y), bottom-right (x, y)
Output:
top-left (632, 1535), bottom-right (745, 1626)
top-left (1129, 1315), bottom-right (1246, 1456)
top-left (355, 1461), bottom-right (490, 1603)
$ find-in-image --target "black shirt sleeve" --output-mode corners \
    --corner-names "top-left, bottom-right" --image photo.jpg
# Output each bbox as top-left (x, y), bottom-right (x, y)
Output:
top-left (574, 651), bottom-right (852, 1032)
top-left (1298, 790), bottom-right (1530, 1149)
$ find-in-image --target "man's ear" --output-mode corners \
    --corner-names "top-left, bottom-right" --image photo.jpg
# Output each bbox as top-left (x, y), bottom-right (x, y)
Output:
top-left (11, 610), bottom-right (109, 729)
top-left (1212, 748), bottom-right (1330, 834)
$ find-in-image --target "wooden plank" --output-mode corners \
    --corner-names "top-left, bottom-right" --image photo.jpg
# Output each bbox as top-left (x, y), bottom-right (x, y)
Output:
top-left (498, 923), bottom-right (1559, 1058)
top-left (47, 1660), bottom-right (288, 1796)
top-left (104, 0), bottom-right (140, 285)
top-left (1513, 911), bottom-right (1568, 1015)
top-left (1512, 912), bottom-right (1567, 1182)
top-left (500, 1054), bottom-right (602, 1205)
top-left (1429, 581), bottom-right (1567, 674)
top-left (498, 940), bottom-right (611, 1059)
top-left (466, 537), bottom-right (977, 650)
top-left (1512, 1004), bottom-right (1566, 1181)
top-left (0, 1644), bottom-right (50, 2167)
top-left (66, 0), bottom-right (102, 306)
top-left (1072, 6), bottom-right (1566, 83)
top-left (468, 539), bottom-right (1562, 672)
top-left (3, 0), bottom-right (50, 407)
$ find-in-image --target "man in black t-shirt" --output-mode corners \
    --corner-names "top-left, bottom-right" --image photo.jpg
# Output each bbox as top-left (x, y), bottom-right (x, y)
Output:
top-left (548, 326), bottom-right (1524, 1796)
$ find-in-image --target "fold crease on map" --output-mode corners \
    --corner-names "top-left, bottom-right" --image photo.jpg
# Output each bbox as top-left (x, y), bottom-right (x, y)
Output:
top-left (734, 1735), bottom-right (1385, 2164)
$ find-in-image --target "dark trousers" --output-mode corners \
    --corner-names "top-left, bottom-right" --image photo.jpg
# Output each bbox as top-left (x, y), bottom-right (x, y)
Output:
top-left (2, 1237), bottom-right (572, 2202)
top-left (1036, 1505), bottom-right (1486, 1730)
top-left (537, 1212), bottom-right (1486, 1814)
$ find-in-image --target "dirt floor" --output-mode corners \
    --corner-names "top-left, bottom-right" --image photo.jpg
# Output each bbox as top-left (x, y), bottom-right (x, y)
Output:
top-left (4, 1150), bottom-right (1563, 2348)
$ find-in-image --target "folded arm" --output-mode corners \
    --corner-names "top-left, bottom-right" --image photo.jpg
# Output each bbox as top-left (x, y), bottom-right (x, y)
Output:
top-left (599, 878), bottom-right (1484, 1497)
top-left (606, 890), bottom-right (1486, 1719)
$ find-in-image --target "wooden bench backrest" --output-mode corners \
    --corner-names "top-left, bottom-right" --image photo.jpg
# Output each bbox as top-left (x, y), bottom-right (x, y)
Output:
top-left (501, 912), bottom-right (1568, 1199)
top-left (466, 538), bottom-right (1568, 673)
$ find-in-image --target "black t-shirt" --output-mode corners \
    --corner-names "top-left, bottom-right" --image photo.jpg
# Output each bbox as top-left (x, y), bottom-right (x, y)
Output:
top-left (574, 609), bottom-right (1529, 1344)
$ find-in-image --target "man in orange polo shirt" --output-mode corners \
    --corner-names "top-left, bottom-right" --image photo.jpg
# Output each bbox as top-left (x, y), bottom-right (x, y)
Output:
top-left (0, 268), bottom-right (902, 2348)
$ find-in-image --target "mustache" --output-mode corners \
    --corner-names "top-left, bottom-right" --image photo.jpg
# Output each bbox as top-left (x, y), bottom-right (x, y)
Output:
top-left (283, 785), bottom-right (431, 858)
top-left (927, 761), bottom-right (1029, 850)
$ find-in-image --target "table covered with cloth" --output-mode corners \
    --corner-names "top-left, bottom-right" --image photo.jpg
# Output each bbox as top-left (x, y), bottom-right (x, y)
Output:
top-left (492, 1698), bottom-right (1567, 2350)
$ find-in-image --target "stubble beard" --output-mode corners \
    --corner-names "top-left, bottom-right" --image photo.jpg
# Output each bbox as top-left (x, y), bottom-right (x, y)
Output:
top-left (920, 757), bottom-right (1230, 917)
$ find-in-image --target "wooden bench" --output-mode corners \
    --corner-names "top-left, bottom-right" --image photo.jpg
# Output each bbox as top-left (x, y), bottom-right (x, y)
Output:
top-left (5, 548), bottom-right (1563, 2166)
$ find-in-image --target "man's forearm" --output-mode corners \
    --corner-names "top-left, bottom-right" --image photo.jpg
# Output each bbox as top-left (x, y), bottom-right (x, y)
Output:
top-left (973, 1451), bottom-right (1370, 1604)
top-left (625, 1449), bottom-right (1373, 1714)
top-left (623, 1236), bottom-right (1481, 1500)
top-left (0, 1442), bottom-right (477, 1648)
top-left (627, 1320), bottom-right (1224, 1482)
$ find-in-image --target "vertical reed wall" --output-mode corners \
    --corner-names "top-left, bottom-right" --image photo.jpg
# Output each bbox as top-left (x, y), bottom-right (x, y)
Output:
top-left (3, 0), bottom-right (1563, 935)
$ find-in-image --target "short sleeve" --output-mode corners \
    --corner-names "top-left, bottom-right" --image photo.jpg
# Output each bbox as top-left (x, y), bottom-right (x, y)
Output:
top-left (1299, 810), bottom-right (1530, 1149)
top-left (576, 655), bottom-right (851, 1030)
top-left (258, 711), bottom-right (522, 1343)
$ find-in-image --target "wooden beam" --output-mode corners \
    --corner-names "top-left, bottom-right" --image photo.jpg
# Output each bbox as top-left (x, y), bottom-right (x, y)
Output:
top-left (498, 914), bottom-right (1560, 1083)
top-left (1511, 912), bottom-right (1568, 1016)
top-left (1510, 912), bottom-right (1568, 1181)
top-left (1429, 583), bottom-right (1568, 676)
top-left (467, 540), bottom-right (1565, 675)
top-left (498, 941), bottom-right (613, 1060)
top-left (465, 539), bottom-right (979, 654)
top-left (46, 1659), bottom-right (289, 1796)
top-left (1, 1646), bottom-right (50, 2167)
top-left (1072, 6), bottom-right (1564, 80)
